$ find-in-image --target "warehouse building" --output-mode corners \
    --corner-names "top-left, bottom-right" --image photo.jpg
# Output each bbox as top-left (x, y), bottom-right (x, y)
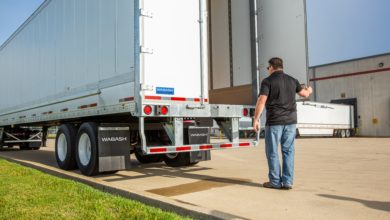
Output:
top-left (309, 53), bottom-right (390, 137)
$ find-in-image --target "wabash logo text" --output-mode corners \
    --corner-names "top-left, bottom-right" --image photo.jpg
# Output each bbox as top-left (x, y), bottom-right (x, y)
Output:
top-left (101, 137), bottom-right (128, 142)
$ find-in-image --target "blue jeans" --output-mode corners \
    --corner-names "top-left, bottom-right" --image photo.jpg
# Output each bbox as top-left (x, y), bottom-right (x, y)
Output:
top-left (265, 124), bottom-right (296, 188)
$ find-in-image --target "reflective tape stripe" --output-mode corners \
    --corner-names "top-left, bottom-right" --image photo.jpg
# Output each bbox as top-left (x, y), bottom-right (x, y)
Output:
top-left (78, 103), bottom-right (97, 109)
top-left (200, 145), bottom-right (213, 150)
top-left (144, 96), bottom-right (208, 103)
top-left (220, 143), bottom-right (233, 148)
top-left (145, 96), bottom-right (162, 100)
top-left (171, 97), bottom-right (186, 102)
top-left (119, 97), bottom-right (134, 103)
top-left (239, 142), bottom-right (251, 147)
top-left (150, 148), bottom-right (167, 153)
top-left (176, 146), bottom-right (192, 151)
top-left (147, 141), bottom-right (257, 154)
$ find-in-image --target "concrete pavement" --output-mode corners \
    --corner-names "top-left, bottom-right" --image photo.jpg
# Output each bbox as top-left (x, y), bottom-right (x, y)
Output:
top-left (0, 138), bottom-right (389, 219)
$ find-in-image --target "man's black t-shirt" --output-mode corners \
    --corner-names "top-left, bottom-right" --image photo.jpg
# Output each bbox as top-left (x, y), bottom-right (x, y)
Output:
top-left (259, 71), bottom-right (303, 126)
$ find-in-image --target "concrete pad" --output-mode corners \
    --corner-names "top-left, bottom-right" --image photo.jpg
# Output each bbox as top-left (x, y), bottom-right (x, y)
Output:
top-left (0, 138), bottom-right (389, 220)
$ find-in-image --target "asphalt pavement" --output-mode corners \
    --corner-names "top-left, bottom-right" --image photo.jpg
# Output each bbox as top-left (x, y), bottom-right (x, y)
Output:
top-left (1, 138), bottom-right (389, 220)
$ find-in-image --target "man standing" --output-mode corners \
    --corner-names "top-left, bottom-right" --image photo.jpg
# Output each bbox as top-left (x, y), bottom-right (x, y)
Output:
top-left (253, 57), bottom-right (312, 190)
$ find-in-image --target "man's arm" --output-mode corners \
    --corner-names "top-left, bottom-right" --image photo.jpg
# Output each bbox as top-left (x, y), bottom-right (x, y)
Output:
top-left (298, 86), bottom-right (313, 98)
top-left (253, 95), bottom-right (267, 132)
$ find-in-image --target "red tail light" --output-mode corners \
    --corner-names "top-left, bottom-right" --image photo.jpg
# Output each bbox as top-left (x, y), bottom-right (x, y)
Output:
top-left (160, 106), bottom-right (169, 115)
top-left (144, 105), bottom-right (153, 115)
top-left (243, 108), bottom-right (249, 117)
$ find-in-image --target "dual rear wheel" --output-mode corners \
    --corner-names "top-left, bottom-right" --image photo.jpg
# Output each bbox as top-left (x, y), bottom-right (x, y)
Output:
top-left (55, 123), bottom-right (99, 176)
top-left (55, 122), bottom-right (202, 176)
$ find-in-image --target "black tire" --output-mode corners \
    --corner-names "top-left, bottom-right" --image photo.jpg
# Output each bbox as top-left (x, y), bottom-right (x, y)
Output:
top-left (55, 124), bottom-right (78, 170)
top-left (350, 129), bottom-right (356, 137)
top-left (29, 142), bottom-right (41, 150)
top-left (135, 148), bottom-right (164, 164)
top-left (189, 161), bottom-right (199, 166)
top-left (19, 143), bottom-right (32, 150)
top-left (164, 152), bottom-right (191, 167)
top-left (76, 123), bottom-right (99, 176)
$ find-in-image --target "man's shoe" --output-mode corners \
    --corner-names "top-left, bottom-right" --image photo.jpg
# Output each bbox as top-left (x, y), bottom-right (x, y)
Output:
top-left (282, 185), bottom-right (293, 190)
top-left (262, 182), bottom-right (281, 189)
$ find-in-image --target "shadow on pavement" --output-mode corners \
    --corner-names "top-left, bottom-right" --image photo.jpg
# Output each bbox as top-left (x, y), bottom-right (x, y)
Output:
top-left (0, 148), bottom-right (261, 190)
top-left (105, 164), bottom-right (261, 188)
top-left (318, 194), bottom-right (390, 212)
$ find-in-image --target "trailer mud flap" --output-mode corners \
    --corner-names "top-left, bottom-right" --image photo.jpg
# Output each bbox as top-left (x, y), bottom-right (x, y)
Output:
top-left (187, 127), bottom-right (211, 163)
top-left (98, 124), bottom-right (131, 172)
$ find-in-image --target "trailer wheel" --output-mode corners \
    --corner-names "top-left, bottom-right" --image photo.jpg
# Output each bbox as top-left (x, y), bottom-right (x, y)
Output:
top-left (19, 142), bottom-right (41, 150)
top-left (76, 123), bottom-right (99, 176)
top-left (345, 129), bottom-right (351, 138)
top-left (134, 149), bottom-right (164, 164)
top-left (29, 142), bottom-right (41, 150)
top-left (55, 124), bottom-right (78, 170)
top-left (340, 130), bottom-right (346, 138)
top-left (164, 153), bottom-right (191, 167)
top-left (19, 144), bottom-right (30, 150)
top-left (350, 129), bottom-right (356, 137)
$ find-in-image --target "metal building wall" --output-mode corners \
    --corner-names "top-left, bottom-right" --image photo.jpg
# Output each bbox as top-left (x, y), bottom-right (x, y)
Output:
top-left (309, 53), bottom-right (390, 137)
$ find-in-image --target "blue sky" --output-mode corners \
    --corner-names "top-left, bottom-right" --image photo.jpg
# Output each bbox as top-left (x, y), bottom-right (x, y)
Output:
top-left (306, 0), bottom-right (390, 66)
top-left (0, 0), bottom-right (389, 66)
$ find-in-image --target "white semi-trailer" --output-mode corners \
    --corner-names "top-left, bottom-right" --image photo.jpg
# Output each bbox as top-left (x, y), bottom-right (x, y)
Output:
top-left (247, 101), bottom-right (355, 138)
top-left (296, 101), bottom-right (355, 137)
top-left (0, 0), bottom-right (308, 176)
top-left (0, 0), bottom-right (247, 176)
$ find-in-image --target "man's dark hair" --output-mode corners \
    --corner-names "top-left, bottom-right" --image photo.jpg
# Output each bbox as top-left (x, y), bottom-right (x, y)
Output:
top-left (268, 57), bottom-right (284, 69)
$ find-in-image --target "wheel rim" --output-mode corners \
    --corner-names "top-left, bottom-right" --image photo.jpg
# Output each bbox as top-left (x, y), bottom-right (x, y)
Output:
top-left (57, 133), bottom-right (67, 162)
top-left (166, 153), bottom-right (178, 159)
top-left (78, 133), bottom-right (92, 166)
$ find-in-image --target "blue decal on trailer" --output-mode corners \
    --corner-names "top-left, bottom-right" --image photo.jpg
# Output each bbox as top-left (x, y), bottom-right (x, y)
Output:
top-left (156, 87), bottom-right (175, 95)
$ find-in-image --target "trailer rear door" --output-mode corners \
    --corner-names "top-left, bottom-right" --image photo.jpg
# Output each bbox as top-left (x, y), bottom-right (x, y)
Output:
top-left (140, 0), bottom-right (207, 102)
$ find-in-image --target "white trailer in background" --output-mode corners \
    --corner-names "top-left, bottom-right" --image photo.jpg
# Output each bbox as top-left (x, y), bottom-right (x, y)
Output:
top-left (296, 101), bottom-right (355, 137)
top-left (238, 101), bottom-right (355, 139)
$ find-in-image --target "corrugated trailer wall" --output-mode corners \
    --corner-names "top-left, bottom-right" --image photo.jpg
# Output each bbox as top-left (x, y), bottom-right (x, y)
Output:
top-left (0, 0), bottom-right (135, 114)
top-left (309, 54), bottom-right (390, 137)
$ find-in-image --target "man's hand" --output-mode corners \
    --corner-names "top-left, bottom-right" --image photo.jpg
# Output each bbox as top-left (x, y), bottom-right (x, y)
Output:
top-left (303, 85), bottom-right (313, 94)
top-left (298, 85), bottom-right (313, 98)
top-left (253, 95), bottom-right (267, 133)
top-left (253, 120), bottom-right (260, 132)
top-left (307, 86), bottom-right (313, 94)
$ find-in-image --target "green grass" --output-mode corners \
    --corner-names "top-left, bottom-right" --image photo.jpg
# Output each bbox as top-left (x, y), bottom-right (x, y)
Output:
top-left (0, 159), bottom-right (191, 220)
